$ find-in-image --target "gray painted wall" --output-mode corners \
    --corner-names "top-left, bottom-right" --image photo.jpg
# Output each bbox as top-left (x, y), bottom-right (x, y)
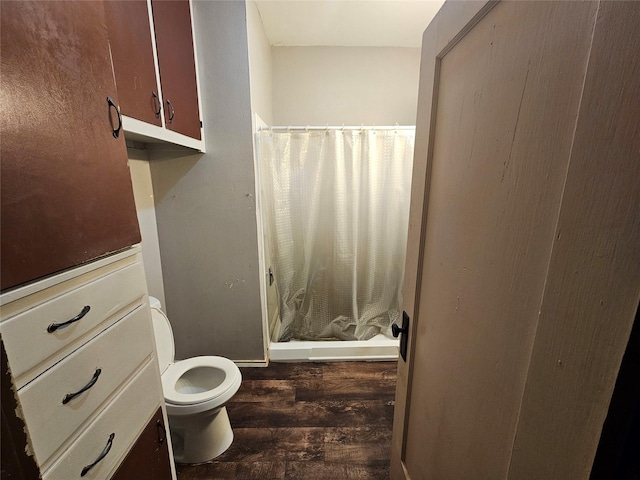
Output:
top-left (149, 0), bottom-right (265, 362)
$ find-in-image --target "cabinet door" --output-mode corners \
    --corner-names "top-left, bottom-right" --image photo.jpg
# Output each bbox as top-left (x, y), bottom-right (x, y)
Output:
top-left (111, 408), bottom-right (172, 480)
top-left (0, 1), bottom-right (141, 291)
top-left (152, 0), bottom-right (201, 140)
top-left (104, 0), bottom-right (163, 126)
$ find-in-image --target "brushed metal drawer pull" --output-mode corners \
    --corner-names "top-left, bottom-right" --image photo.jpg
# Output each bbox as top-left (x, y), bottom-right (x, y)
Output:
top-left (62, 368), bottom-right (101, 405)
top-left (81, 432), bottom-right (114, 477)
top-left (47, 305), bottom-right (91, 333)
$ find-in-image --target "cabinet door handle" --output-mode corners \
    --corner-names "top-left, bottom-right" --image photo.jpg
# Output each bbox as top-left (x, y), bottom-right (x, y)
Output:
top-left (152, 91), bottom-right (161, 118)
top-left (156, 419), bottom-right (166, 445)
top-left (62, 368), bottom-right (101, 404)
top-left (81, 433), bottom-right (114, 477)
top-left (107, 96), bottom-right (122, 138)
top-left (47, 305), bottom-right (90, 333)
top-left (166, 99), bottom-right (175, 123)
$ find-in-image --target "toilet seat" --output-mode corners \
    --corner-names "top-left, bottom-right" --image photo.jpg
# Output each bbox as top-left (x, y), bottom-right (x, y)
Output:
top-left (150, 307), bottom-right (242, 410)
top-left (162, 356), bottom-right (241, 406)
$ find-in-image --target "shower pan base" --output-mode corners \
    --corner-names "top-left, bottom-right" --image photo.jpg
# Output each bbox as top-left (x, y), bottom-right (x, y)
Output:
top-left (268, 334), bottom-right (399, 362)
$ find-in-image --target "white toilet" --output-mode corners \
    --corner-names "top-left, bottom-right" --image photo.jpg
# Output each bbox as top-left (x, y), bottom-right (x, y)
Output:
top-left (149, 296), bottom-right (242, 464)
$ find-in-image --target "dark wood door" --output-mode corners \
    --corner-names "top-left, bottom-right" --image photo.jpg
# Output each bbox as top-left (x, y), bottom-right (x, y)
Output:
top-left (104, 0), bottom-right (163, 126)
top-left (151, 0), bottom-right (201, 140)
top-left (111, 408), bottom-right (173, 480)
top-left (0, 1), bottom-right (141, 291)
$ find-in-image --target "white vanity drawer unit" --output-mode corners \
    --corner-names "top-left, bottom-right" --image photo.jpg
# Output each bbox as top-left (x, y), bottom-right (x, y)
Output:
top-left (0, 247), bottom-right (175, 479)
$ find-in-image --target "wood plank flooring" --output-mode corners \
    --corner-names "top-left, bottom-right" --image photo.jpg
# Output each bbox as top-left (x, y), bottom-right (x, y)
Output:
top-left (176, 361), bottom-right (397, 480)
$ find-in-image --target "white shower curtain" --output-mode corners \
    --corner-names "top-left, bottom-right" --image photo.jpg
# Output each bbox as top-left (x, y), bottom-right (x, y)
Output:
top-left (258, 128), bottom-right (414, 341)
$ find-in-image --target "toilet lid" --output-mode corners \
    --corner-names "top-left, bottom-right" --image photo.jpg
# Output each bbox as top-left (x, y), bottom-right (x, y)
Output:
top-left (162, 356), bottom-right (242, 405)
top-left (150, 308), bottom-right (175, 374)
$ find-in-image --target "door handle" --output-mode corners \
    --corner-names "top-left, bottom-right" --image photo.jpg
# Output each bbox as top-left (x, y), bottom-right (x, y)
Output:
top-left (392, 311), bottom-right (410, 362)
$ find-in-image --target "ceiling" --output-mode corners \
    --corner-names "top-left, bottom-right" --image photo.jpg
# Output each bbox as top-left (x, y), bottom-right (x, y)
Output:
top-left (254, 0), bottom-right (446, 48)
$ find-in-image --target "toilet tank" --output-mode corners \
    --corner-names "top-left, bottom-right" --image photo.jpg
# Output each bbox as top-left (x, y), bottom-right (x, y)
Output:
top-left (149, 296), bottom-right (162, 310)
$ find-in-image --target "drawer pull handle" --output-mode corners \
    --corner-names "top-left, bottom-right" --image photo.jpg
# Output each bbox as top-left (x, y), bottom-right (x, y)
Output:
top-left (81, 432), bottom-right (114, 477)
top-left (62, 368), bottom-right (101, 405)
top-left (47, 305), bottom-right (90, 333)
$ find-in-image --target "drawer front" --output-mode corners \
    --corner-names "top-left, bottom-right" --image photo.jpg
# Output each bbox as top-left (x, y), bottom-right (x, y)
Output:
top-left (1, 260), bottom-right (146, 387)
top-left (18, 306), bottom-right (155, 468)
top-left (43, 360), bottom-right (161, 480)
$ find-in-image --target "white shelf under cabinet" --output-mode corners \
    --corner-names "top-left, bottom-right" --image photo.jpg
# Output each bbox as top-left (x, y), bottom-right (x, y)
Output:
top-left (123, 115), bottom-right (205, 152)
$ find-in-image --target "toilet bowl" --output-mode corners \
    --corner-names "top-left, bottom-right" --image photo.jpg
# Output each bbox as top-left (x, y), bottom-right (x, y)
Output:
top-left (149, 296), bottom-right (242, 463)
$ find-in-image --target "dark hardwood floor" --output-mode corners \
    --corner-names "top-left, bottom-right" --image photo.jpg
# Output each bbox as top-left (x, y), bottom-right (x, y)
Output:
top-left (176, 361), bottom-right (397, 480)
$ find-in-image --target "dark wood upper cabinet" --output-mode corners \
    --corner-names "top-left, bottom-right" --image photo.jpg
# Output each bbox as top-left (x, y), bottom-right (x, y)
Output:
top-left (104, 0), bottom-right (162, 127)
top-left (111, 408), bottom-right (173, 480)
top-left (104, 0), bottom-right (202, 144)
top-left (152, 0), bottom-right (201, 140)
top-left (0, 1), bottom-right (141, 291)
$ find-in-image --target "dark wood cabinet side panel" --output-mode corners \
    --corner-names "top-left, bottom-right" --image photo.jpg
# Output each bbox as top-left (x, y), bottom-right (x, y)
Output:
top-left (104, 0), bottom-right (162, 126)
top-left (0, 1), bottom-right (141, 291)
top-left (111, 407), bottom-right (173, 480)
top-left (151, 0), bottom-right (201, 140)
top-left (1, 339), bottom-right (41, 480)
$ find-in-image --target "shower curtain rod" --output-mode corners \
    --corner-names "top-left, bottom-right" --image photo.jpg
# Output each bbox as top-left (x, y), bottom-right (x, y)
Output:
top-left (260, 125), bottom-right (415, 131)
